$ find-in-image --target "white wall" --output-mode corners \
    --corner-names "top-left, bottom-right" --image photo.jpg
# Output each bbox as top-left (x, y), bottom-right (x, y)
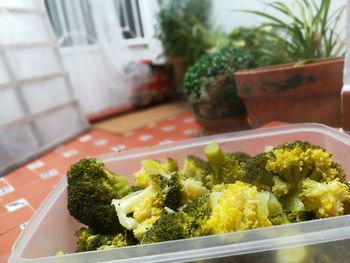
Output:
top-left (211, 0), bottom-right (347, 37)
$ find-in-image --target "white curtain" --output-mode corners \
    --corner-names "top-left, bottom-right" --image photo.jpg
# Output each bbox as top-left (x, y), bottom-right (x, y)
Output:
top-left (0, 1), bottom-right (88, 175)
top-left (47, 0), bottom-right (143, 115)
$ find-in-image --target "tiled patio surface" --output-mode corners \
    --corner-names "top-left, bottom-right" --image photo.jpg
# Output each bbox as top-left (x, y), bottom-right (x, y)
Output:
top-left (0, 112), bottom-right (200, 262)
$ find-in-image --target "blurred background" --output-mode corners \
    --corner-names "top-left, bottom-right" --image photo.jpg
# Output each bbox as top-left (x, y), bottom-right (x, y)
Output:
top-left (0, 0), bottom-right (348, 173)
top-left (0, 0), bottom-right (349, 261)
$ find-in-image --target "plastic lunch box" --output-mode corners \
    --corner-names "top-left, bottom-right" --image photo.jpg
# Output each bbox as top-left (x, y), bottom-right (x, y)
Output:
top-left (8, 123), bottom-right (350, 263)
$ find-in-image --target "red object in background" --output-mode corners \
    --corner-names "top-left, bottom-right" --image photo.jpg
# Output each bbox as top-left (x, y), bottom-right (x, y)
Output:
top-left (131, 61), bottom-right (173, 108)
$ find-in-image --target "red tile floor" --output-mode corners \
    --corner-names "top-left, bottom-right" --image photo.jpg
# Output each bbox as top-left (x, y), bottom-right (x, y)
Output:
top-left (0, 112), bottom-right (201, 262)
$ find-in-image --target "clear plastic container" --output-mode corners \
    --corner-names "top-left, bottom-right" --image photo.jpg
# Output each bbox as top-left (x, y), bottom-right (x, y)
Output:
top-left (9, 123), bottom-right (350, 263)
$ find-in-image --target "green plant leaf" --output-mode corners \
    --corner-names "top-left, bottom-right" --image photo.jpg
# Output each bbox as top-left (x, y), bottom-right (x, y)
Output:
top-left (269, 2), bottom-right (303, 26)
top-left (237, 10), bottom-right (288, 27)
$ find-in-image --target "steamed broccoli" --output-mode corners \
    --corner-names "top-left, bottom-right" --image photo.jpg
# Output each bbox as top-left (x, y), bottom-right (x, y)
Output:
top-left (266, 141), bottom-right (345, 187)
top-left (142, 182), bottom-right (274, 244)
top-left (183, 182), bottom-right (283, 236)
top-left (203, 182), bottom-right (274, 234)
top-left (217, 152), bottom-right (251, 184)
top-left (67, 140), bottom-right (350, 255)
top-left (181, 193), bottom-right (213, 237)
top-left (133, 158), bottom-right (178, 188)
top-left (178, 155), bottom-right (213, 204)
top-left (67, 158), bottom-right (130, 233)
top-left (205, 142), bottom-right (273, 190)
top-left (180, 155), bottom-right (214, 188)
top-left (112, 173), bottom-right (181, 240)
top-left (141, 210), bottom-right (191, 244)
top-left (204, 142), bottom-right (225, 176)
top-left (263, 141), bottom-right (347, 221)
top-left (300, 178), bottom-right (350, 218)
top-left (75, 227), bottom-right (137, 252)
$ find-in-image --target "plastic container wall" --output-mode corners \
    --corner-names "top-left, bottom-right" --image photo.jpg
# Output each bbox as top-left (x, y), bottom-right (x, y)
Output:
top-left (9, 124), bottom-right (350, 263)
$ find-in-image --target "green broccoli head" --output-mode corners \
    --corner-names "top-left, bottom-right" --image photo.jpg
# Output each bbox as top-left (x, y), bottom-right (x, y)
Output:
top-left (217, 151), bottom-right (252, 184)
top-left (150, 173), bottom-right (181, 210)
top-left (75, 227), bottom-right (137, 252)
top-left (180, 155), bottom-right (214, 187)
top-left (202, 182), bottom-right (274, 235)
top-left (181, 194), bottom-right (212, 237)
top-left (183, 48), bottom-right (252, 120)
top-left (133, 158), bottom-right (178, 188)
top-left (113, 172), bottom-right (181, 240)
top-left (299, 178), bottom-right (350, 218)
top-left (178, 155), bottom-right (213, 204)
top-left (182, 182), bottom-right (283, 236)
top-left (262, 141), bottom-right (346, 220)
top-left (210, 147), bottom-right (273, 191)
top-left (67, 158), bottom-right (130, 233)
top-left (266, 141), bottom-right (345, 185)
top-left (141, 211), bottom-right (191, 244)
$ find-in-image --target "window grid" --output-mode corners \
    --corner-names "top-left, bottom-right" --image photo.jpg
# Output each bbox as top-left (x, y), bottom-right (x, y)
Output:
top-left (0, 3), bottom-right (88, 175)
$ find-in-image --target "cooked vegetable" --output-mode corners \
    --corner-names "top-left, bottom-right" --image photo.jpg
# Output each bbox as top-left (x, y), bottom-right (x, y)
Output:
top-left (67, 158), bottom-right (130, 233)
top-left (263, 141), bottom-right (346, 222)
top-left (112, 173), bottom-right (181, 240)
top-left (300, 178), bottom-right (350, 218)
top-left (75, 227), bottom-right (137, 252)
top-left (133, 158), bottom-right (178, 188)
top-left (66, 140), bottom-right (350, 255)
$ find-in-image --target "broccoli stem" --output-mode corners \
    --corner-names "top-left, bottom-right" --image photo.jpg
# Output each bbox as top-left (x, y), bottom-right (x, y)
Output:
top-left (204, 142), bottom-right (225, 176)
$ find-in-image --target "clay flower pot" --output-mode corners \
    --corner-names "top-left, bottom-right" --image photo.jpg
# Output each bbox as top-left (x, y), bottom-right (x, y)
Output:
top-left (196, 115), bottom-right (250, 135)
top-left (170, 57), bottom-right (189, 92)
top-left (234, 57), bottom-right (344, 128)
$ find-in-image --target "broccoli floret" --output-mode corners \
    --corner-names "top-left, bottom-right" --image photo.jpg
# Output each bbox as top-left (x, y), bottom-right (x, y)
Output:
top-left (217, 151), bottom-right (252, 184)
top-left (181, 194), bottom-right (212, 237)
top-left (204, 142), bottom-right (273, 191)
top-left (248, 152), bottom-right (274, 190)
top-left (204, 142), bottom-right (225, 176)
top-left (272, 175), bottom-right (293, 198)
top-left (141, 210), bottom-right (191, 244)
top-left (299, 178), bottom-right (350, 218)
top-left (179, 155), bottom-right (213, 204)
top-left (203, 182), bottom-right (273, 234)
top-left (75, 227), bottom-right (136, 252)
top-left (181, 155), bottom-right (214, 188)
top-left (266, 141), bottom-right (345, 185)
top-left (133, 158), bottom-right (178, 188)
top-left (181, 182), bottom-right (279, 236)
top-left (263, 141), bottom-right (346, 220)
top-left (67, 158), bottom-right (130, 233)
top-left (112, 173), bottom-right (181, 240)
top-left (180, 178), bottom-right (209, 205)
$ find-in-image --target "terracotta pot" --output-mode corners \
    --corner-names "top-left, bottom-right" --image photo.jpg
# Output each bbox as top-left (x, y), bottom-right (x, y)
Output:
top-left (196, 114), bottom-right (250, 135)
top-left (234, 57), bottom-right (344, 128)
top-left (170, 57), bottom-right (189, 93)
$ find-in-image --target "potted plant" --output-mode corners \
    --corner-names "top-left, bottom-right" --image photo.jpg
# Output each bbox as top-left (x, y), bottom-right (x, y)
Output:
top-left (233, 0), bottom-right (345, 128)
top-left (155, 0), bottom-right (212, 91)
top-left (183, 48), bottom-right (252, 134)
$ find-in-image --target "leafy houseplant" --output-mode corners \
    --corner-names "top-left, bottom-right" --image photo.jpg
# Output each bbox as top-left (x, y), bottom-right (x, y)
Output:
top-left (234, 0), bottom-right (345, 128)
top-left (239, 0), bottom-right (345, 61)
top-left (156, 0), bottom-right (212, 65)
top-left (228, 26), bottom-right (293, 68)
top-left (155, 0), bottom-right (212, 90)
top-left (184, 48), bottom-right (252, 133)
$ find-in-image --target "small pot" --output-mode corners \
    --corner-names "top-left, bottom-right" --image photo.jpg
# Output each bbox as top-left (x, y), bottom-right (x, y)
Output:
top-left (234, 57), bottom-right (344, 128)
